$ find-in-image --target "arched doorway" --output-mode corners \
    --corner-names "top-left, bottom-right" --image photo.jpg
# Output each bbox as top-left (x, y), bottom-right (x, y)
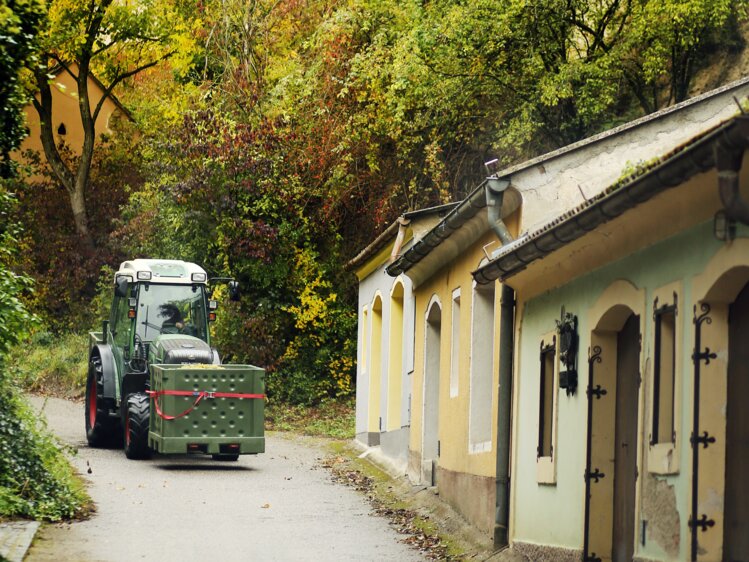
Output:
top-left (691, 255), bottom-right (749, 560)
top-left (724, 281), bottom-right (749, 559)
top-left (585, 303), bottom-right (642, 562)
top-left (423, 298), bottom-right (442, 486)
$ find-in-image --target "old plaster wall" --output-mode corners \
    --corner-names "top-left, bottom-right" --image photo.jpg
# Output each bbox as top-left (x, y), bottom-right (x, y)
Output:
top-left (496, 78), bottom-right (749, 237)
top-left (511, 214), bottom-right (736, 558)
top-left (407, 229), bottom-right (506, 530)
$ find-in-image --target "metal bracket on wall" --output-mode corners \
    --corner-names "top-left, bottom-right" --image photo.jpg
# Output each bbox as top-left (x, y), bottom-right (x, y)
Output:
top-left (689, 515), bottom-right (715, 532)
top-left (584, 468), bottom-right (605, 483)
top-left (692, 348), bottom-right (717, 364)
top-left (587, 384), bottom-right (607, 399)
top-left (690, 431), bottom-right (716, 449)
top-left (690, 303), bottom-right (716, 561)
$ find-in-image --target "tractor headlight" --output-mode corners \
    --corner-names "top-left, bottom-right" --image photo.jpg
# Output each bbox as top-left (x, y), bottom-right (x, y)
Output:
top-left (137, 271), bottom-right (152, 280)
top-left (191, 273), bottom-right (207, 282)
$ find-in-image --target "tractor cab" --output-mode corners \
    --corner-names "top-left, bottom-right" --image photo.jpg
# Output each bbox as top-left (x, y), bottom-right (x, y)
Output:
top-left (134, 283), bottom-right (210, 343)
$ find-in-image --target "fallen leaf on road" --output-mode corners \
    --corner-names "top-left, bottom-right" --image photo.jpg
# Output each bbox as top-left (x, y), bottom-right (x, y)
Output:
top-left (261, 503), bottom-right (271, 509)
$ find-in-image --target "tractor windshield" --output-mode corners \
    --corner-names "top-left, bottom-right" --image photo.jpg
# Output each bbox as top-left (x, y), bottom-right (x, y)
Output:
top-left (135, 284), bottom-right (209, 343)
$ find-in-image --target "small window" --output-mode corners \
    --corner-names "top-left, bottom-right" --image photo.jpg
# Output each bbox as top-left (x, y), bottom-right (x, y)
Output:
top-left (538, 337), bottom-right (556, 458)
top-left (652, 299), bottom-right (676, 445)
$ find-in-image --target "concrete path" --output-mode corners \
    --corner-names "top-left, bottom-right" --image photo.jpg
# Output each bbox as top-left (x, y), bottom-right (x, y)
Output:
top-left (24, 395), bottom-right (424, 562)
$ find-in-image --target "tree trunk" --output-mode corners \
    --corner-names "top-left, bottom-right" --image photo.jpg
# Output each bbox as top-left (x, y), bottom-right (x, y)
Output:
top-left (70, 178), bottom-right (91, 243)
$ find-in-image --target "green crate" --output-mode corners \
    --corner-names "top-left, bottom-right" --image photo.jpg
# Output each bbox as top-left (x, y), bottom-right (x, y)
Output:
top-left (148, 364), bottom-right (265, 455)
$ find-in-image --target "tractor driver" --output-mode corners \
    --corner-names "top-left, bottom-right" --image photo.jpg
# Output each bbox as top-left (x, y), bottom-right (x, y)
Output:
top-left (159, 304), bottom-right (185, 334)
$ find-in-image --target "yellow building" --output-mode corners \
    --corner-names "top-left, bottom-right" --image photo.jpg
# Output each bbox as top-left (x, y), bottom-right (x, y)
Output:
top-left (17, 62), bottom-right (132, 167)
top-left (472, 91), bottom-right (749, 560)
top-left (355, 76), bottom-right (749, 559)
top-left (350, 205), bottom-right (458, 474)
top-left (385, 182), bottom-right (521, 536)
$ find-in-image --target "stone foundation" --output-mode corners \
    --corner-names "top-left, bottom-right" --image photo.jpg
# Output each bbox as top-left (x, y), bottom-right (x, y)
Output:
top-left (436, 466), bottom-right (495, 535)
top-left (512, 541), bottom-right (582, 562)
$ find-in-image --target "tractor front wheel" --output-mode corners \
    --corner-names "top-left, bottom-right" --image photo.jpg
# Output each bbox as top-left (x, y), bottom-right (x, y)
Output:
top-left (85, 356), bottom-right (118, 447)
top-left (123, 392), bottom-right (152, 460)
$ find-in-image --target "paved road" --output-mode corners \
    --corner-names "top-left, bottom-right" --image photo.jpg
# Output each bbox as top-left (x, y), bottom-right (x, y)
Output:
top-left (26, 396), bottom-right (424, 562)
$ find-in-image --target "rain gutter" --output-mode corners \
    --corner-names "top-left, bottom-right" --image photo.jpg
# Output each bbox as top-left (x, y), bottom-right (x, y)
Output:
top-left (473, 115), bottom-right (749, 285)
top-left (386, 181), bottom-right (521, 284)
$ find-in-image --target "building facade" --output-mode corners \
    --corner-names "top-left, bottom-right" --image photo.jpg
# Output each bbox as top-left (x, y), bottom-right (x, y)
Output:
top-left (353, 76), bottom-right (749, 560)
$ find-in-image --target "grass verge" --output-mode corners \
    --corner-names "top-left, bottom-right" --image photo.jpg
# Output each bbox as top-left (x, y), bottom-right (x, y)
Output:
top-left (265, 398), bottom-right (354, 438)
top-left (6, 331), bottom-right (87, 398)
top-left (320, 440), bottom-right (466, 561)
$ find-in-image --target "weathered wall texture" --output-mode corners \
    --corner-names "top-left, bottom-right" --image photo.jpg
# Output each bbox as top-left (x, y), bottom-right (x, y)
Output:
top-left (436, 466), bottom-right (495, 535)
top-left (498, 78), bottom-right (749, 236)
top-left (640, 474), bottom-right (680, 558)
top-left (512, 541), bottom-right (581, 562)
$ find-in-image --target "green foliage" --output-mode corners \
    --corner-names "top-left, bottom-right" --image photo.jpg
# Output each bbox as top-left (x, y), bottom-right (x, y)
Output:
top-left (12, 136), bottom-right (141, 333)
top-left (112, 106), bottom-right (357, 404)
top-left (266, 397), bottom-right (354, 439)
top-left (0, 0), bottom-right (45, 178)
top-left (0, 185), bottom-right (88, 522)
top-left (6, 332), bottom-right (88, 397)
top-left (0, 184), bottom-right (36, 352)
top-left (8, 0), bottom-right (749, 410)
top-left (0, 376), bottom-right (90, 521)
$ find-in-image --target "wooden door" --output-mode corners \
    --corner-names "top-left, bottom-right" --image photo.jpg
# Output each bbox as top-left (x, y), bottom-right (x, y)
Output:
top-left (612, 314), bottom-right (639, 562)
top-left (725, 282), bottom-right (749, 560)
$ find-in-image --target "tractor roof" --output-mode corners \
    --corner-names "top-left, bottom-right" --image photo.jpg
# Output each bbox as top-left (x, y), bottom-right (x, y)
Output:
top-left (115, 259), bottom-right (208, 285)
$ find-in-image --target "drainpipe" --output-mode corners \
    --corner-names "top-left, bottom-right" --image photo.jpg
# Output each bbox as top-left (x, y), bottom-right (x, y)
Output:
top-left (494, 283), bottom-right (516, 548)
top-left (486, 178), bottom-right (514, 245)
top-left (390, 217), bottom-right (411, 262)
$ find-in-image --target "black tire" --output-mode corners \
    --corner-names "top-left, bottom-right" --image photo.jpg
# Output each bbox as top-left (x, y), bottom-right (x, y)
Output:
top-left (123, 392), bottom-right (152, 460)
top-left (211, 454), bottom-right (239, 462)
top-left (85, 355), bottom-right (118, 447)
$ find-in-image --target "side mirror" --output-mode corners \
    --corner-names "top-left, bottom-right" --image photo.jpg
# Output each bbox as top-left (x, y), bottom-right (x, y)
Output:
top-left (228, 280), bottom-right (240, 302)
top-left (115, 276), bottom-right (129, 298)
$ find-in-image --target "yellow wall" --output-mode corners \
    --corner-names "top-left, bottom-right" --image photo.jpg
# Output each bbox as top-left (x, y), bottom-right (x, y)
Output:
top-left (369, 295), bottom-right (383, 432)
top-left (387, 282), bottom-right (404, 430)
top-left (18, 65), bottom-right (125, 162)
top-left (410, 226), bottom-right (516, 479)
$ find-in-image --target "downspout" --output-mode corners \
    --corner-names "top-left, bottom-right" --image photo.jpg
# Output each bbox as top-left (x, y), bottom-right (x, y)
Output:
top-left (486, 178), bottom-right (514, 245)
top-left (494, 283), bottom-right (515, 548)
top-left (390, 217), bottom-right (411, 262)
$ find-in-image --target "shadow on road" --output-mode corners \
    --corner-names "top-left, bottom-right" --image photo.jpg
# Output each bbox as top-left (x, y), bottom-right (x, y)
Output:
top-left (155, 464), bottom-right (257, 472)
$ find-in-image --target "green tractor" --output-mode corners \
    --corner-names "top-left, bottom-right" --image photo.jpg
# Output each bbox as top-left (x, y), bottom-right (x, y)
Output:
top-left (86, 259), bottom-right (265, 461)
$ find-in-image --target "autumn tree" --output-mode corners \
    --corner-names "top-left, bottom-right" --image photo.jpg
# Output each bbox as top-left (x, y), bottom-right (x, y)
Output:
top-left (29, 0), bottom-right (197, 246)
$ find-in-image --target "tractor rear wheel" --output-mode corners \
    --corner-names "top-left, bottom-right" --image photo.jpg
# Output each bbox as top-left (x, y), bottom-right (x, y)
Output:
top-left (85, 356), bottom-right (118, 447)
top-left (124, 392), bottom-right (152, 460)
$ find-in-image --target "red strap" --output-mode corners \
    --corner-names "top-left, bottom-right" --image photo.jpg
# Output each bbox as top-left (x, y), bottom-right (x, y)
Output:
top-left (146, 390), bottom-right (265, 421)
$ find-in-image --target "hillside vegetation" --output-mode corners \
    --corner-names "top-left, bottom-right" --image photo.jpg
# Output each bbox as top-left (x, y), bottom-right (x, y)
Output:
top-left (3, 0), bottom-right (749, 404)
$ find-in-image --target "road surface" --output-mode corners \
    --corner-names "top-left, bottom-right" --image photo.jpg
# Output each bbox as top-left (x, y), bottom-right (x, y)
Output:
top-left (25, 396), bottom-right (424, 562)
